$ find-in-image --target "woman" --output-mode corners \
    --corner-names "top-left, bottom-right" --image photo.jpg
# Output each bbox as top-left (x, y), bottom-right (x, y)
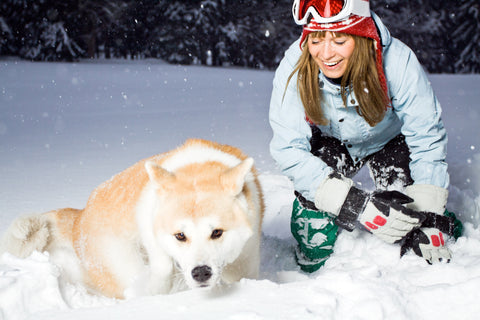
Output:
top-left (269, 0), bottom-right (461, 272)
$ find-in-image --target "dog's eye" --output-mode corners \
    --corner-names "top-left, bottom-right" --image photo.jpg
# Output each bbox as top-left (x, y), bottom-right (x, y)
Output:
top-left (174, 232), bottom-right (187, 242)
top-left (210, 229), bottom-right (223, 240)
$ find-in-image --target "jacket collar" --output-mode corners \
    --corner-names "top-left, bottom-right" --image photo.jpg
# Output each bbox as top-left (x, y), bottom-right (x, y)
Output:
top-left (371, 12), bottom-right (391, 48)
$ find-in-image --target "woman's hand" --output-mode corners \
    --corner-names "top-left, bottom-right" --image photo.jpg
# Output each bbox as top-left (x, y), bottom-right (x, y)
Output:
top-left (315, 173), bottom-right (425, 243)
top-left (357, 190), bottom-right (425, 243)
top-left (401, 227), bottom-right (451, 264)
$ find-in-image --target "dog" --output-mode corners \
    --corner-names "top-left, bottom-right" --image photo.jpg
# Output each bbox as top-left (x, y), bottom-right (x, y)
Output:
top-left (0, 139), bottom-right (264, 299)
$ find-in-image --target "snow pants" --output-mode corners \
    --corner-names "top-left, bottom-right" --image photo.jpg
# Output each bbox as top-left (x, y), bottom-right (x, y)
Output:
top-left (291, 130), bottom-right (414, 272)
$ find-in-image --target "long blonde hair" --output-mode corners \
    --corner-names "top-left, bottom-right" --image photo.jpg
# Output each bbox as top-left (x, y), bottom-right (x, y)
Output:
top-left (286, 31), bottom-right (389, 127)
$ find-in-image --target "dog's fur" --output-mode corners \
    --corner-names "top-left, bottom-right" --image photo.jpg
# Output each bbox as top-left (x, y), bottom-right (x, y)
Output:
top-left (0, 139), bottom-right (264, 298)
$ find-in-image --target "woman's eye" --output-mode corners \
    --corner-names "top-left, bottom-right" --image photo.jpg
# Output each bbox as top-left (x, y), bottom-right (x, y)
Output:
top-left (211, 229), bottom-right (223, 240)
top-left (174, 232), bottom-right (187, 242)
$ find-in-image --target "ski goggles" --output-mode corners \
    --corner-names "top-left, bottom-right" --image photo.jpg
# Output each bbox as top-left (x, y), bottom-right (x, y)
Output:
top-left (292, 0), bottom-right (371, 25)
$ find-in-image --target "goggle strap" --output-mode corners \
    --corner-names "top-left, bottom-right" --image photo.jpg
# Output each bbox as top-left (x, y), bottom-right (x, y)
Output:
top-left (292, 0), bottom-right (371, 25)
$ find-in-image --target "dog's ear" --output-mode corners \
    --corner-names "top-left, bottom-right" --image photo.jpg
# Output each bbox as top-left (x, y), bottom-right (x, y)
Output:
top-left (220, 158), bottom-right (254, 196)
top-left (145, 160), bottom-right (176, 188)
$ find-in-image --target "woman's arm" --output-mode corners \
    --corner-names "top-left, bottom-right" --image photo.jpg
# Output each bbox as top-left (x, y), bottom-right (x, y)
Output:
top-left (385, 38), bottom-right (449, 189)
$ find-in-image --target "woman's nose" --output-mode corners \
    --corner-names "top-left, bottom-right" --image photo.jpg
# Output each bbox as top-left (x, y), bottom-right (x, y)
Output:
top-left (321, 42), bottom-right (335, 59)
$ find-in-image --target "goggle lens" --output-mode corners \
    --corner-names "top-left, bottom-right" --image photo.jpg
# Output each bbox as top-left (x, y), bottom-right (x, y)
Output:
top-left (299, 0), bottom-right (346, 20)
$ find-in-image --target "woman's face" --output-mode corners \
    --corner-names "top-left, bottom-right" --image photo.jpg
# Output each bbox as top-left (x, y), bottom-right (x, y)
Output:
top-left (307, 32), bottom-right (355, 79)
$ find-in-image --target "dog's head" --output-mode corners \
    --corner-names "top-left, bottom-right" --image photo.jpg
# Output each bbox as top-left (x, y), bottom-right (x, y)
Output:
top-left (144, 158), bottom-right (256, 289)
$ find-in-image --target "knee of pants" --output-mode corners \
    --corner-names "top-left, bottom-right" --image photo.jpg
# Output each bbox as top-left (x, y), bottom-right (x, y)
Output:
top-left (290, 198), bottom-right (339, 263)
top-left (444, 209), bottom-right (463, 240)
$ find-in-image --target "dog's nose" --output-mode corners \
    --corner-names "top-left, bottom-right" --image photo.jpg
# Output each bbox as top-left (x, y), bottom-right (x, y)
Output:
top-left (191, 265), bottom-right (212, 283)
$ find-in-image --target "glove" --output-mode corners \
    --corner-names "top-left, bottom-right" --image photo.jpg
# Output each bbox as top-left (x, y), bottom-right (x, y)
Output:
top-left (405, 184), bottom-right (448, 215)
top-left (401, 227), bottom-right (451, 264)
top-left (400, 196), bottom-right (456, 263)
top-left (357, 190), bottom-right (425, 243)
top-left (315, 173), bottom-right (425, 243)
top-left (401, 184), bottom-right (454, 263)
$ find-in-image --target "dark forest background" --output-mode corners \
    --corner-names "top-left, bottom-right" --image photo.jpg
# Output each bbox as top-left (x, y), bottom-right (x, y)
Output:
top-left (0, 0), bottom-right (479, 73)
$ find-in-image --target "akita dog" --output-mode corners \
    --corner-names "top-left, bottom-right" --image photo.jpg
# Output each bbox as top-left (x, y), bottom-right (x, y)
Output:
top-left (0, 139), bottom-right (264, 298)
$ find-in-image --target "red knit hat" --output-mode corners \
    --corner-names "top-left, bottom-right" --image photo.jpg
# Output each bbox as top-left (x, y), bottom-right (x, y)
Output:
top-left (295, 0), bottom-right (388, 98)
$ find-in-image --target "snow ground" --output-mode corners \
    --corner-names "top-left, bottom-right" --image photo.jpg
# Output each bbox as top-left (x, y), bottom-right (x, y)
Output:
top-left (0, 59), bottom-right (479, 319)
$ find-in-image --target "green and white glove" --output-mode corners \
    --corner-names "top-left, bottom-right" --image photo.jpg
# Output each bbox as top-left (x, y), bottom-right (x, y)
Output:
top-left (315, 173), bottom-right (424, 244)
top-left (401, 184), bottom-right (454, 263)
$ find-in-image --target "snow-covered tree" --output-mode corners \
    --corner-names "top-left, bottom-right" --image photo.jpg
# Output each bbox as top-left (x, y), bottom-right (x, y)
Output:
top-left (0, 17), bottom-right (14, 55)
top-left (453, 0), bottom-right (480, 73)
top-left (75, 0), bottom-right (125, 59)
top-left (2, 0), bottom-right (84, 61)
top-left (373, 0), bottom-right (456, 73)
top-left (240, 0), bottom-right (299, 69)
top-left (21, 20), bottom-right (84, 61)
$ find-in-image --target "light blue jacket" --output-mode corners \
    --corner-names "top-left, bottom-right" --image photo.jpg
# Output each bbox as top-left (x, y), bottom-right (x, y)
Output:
top-left (269, 13), bottom-right (448, 202)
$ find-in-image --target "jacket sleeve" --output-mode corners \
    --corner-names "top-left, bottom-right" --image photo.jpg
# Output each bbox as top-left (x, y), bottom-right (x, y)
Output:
top-left (269, 40), bottom-right (334, 202)
top-left (385, 39), bottom-right (449, 189)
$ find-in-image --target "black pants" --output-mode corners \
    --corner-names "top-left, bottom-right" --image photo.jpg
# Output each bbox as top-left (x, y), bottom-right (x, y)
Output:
top-left (297, 126), bottom-right (414, 209)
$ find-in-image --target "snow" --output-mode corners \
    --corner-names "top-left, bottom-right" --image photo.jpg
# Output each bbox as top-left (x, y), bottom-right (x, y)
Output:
top-left (0, 59), bottom-right (480, 319)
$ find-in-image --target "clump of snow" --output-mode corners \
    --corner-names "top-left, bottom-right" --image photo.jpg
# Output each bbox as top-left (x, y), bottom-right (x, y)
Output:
top-left (0, 60), bottom-right (479, 319)
top-left (0, 252), bottom-right (68, 320)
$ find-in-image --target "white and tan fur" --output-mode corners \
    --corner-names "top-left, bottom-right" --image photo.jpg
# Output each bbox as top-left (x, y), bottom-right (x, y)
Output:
top-left (0, 139), bottom-right (264, 298)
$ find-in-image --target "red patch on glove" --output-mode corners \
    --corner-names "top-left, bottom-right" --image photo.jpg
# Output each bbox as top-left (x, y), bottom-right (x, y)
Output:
top-left (430, 232), bottom-right (446, 247)
top-left (365, 216), bottom-right (387, 230)
top-left (373, 216), bottom-right (387, 226)
top-left (430, 231), bottom-right (446, 247)
top-left (431, 235), bottom-right (440, 247)
top-left (365, 222), bottom-right (378, 230)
